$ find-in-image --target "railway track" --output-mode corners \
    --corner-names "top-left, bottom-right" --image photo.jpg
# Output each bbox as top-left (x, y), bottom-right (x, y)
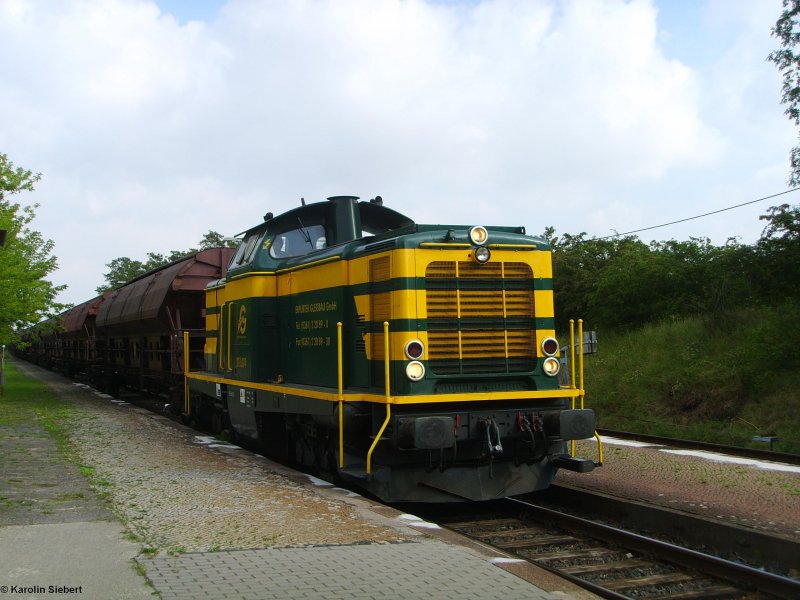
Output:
top-left (596, 428), bottom-right (800, 466)
top-left (534, 483), bottom-right (800, 577)
top-left (424, 496), bottom-right (800, 599)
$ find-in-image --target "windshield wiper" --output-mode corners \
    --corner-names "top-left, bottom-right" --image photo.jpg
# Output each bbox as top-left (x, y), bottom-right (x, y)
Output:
top-left (296, 217), bottom-right (314, 249)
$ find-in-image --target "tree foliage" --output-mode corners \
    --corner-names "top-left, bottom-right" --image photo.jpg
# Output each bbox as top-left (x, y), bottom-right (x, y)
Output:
top-left (198, 230), bottom-right (237, 250)
top-left (768, 0), bottom-right (800, 186)
top-left (96, 231), bottom-right (236, 293)
top-left (753, 203), bottom-right (800, 300)
top-left (0, 153), bottom-right (67, 345)
top-left (549, 204), bottom-right (797, 333)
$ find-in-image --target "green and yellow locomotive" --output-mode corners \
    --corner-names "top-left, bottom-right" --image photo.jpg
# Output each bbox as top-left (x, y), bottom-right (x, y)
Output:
top-left (186, 196), bottom-right (599, 502)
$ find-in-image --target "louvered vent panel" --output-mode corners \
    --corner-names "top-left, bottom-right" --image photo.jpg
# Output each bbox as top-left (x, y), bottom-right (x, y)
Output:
top-left (370, 256), bottom-right (391, 360)
top-left (426, 261), bottom-right (536, 374)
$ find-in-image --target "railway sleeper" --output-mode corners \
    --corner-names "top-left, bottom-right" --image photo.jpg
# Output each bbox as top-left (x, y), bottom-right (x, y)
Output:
top-left (549, 551), bottom-right (744, 599)
top-left (533, 547), bottom-right (619, 562)
top-left (601, 572), bottom-right (699, 591)
top-left (472, 526), bottom-right (549, 539)
top-left (655, 584), bottom-right (746, 600)
top-left (447, 518), bottom-right (524, 530)
top-left (559, 558), bottom-right (658, 575)
top-left (492, 534), bottom-right (580, 550)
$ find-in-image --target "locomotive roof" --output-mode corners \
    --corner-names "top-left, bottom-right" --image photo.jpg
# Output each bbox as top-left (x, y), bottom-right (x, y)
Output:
top-left (238, 196), bottom-right (415, 238)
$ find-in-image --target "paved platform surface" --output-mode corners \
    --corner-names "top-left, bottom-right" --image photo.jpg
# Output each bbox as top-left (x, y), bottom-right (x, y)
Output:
top-left (142, 542), bottom-right (561, 600)
top-left (0, 521), bottom-right (152, 600)
top-left (0, 410), bottom-right (153, 599)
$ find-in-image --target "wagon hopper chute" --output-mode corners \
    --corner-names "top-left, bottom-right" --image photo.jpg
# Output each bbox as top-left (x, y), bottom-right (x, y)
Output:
top-left (92, 248), bottom-right (235, 398)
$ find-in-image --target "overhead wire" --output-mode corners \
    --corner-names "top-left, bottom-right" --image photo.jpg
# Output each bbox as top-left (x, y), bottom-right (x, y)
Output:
top-left (593, 188), bottom-right (800, 240)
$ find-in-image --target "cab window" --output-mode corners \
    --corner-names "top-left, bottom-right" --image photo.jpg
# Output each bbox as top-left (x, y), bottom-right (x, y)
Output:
top-left (269, 224), bottom-right (326, 259)
top-left (230, 230), bottom-right (262, 267)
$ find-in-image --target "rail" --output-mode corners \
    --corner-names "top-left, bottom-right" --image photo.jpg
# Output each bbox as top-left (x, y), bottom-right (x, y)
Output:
top-left (507, 497), bottom-right (800, 599)
top-left (543, 482), bottom-right (800, 577)
top-left (432, 497), bottom-right (800, 599)
top-left (596, 428), bottom-right (800, 465)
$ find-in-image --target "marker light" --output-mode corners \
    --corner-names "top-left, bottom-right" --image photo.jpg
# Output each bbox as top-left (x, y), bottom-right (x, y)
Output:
top-left (405, 361), bottom-right (426, 381)
top-left (469, 226), bottom-right (489, 245)
top-left (472, 246), bottom-right (491, 264)
top-left (541, 337), bottom-right (559, 357)
top-left (542, 357), bottom-right (560, 377)
top-left (405, 340), bottom-right (425, 360)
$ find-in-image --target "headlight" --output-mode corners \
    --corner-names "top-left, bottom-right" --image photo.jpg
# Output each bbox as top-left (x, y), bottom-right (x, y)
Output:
top-left (541, 337), bottom-right (559, 357)
top-left (542, 357), bottom-right (560, 377)
top-left (405, 361), bottom-right (425, 381)
top-left (405, 340), bottom-right (425, 360)
top-left (469, 225), bottom-right (489, 245)
top-left (471, 246), bottom-right (491, 264)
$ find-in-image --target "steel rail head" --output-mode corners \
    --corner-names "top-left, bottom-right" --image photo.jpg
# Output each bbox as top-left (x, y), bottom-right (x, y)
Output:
top-left (506, 497), bottom-right (800, 600)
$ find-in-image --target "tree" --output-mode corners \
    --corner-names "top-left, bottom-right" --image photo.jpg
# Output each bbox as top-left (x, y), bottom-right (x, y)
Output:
top-left (768, 0), bottom-right (800, 186)
top-left (550, 229), bottom-right (758, 331)
top-left (759, 202), bottom-right (800, 240)
top-left (95, 253), bottom-right (182, 293)
top-left (0, 153), bottom-right (68, 345)
top-left (96, 231), bottom-right (236, 293)
top-left (550, 232), bottom-right (649, 330)
top-left (199, 230), bottom-right (237, 250)
top-left (95, 257), bottom-right (146, 293)
top-left (753, 203), bottom-right (800, 299)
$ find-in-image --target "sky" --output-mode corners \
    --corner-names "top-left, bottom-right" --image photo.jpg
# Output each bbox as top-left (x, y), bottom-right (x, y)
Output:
top-left (1, 0), bottom-right (797, 306)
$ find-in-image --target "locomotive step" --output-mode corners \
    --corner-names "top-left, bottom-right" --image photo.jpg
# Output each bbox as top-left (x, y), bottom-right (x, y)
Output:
top-left (339, 464), bottom-right (391, 482)
top-left (551, 456), bottom-right (596, 473)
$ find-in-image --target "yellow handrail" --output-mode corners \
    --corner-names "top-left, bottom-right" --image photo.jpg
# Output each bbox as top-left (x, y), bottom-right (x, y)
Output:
top-left (218, 304), bottom-right (224, 370)
top-left (183, 330), bottom-right (190, 415)
top-left (337, 322), bottom-right (344, 468)
top-left (226, 302), bottom-right (232, 371)
top-left (569, 319), bottom-right (576, 457)
top-left (594, 431), bottom-right (605, 465)
top-left (569, 319), bottom-right (576, 393)
top-left (571, 319), bottom-right (603, 466)
top-left (366, 321), bottom-right (392, 475)
top-left (578, 319), bottom-right (585, 409)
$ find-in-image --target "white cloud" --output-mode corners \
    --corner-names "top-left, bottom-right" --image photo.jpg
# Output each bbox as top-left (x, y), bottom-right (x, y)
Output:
top-left (0, 0), bottom-right (793, 304)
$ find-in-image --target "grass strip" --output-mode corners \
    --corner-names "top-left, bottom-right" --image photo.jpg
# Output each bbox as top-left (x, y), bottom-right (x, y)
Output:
top-left (0, 360), bottom-right (78, 453)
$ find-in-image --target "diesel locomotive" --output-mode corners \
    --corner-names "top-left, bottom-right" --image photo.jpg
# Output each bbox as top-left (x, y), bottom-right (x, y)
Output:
top-left (185, 195), bottom-right (599, 501)
top-left (19, 195), bottom-right (600, 502)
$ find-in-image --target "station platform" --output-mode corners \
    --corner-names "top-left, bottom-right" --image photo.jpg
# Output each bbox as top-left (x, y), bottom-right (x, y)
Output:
top-left (0, 360), bottom-right (592, 600)
top-left (142, 542), bottom-right (560, 600)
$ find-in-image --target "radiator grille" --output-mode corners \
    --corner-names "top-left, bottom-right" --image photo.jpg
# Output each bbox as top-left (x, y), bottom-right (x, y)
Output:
top-left (370, 256), bottom-right (391, 360)
top-left (426, 261), bottom-right (536, 374)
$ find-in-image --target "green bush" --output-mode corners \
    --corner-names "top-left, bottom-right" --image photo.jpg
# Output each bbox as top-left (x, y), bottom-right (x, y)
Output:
top-left (578, 303), bottom-right (800, 454)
